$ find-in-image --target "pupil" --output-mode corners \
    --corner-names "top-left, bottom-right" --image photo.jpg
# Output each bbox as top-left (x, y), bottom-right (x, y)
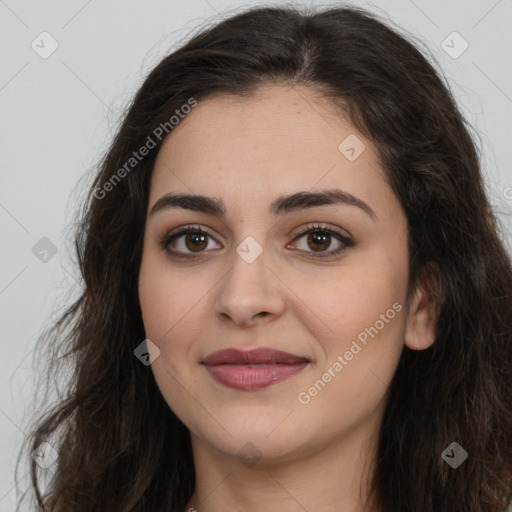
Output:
top-left (309, 232), bottom-right (330, 251)
top-left (183, 231), bottom-right (331, 253)
top-left (187, 233), bottom-right (207, 251)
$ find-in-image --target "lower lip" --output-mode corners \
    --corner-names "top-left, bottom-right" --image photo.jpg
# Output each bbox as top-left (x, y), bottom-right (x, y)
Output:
top-left (203, 363), bottom-right (308, 390)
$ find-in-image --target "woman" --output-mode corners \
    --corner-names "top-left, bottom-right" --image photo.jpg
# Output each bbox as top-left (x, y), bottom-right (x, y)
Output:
top-left (17, 5), bottom-right (512, 512)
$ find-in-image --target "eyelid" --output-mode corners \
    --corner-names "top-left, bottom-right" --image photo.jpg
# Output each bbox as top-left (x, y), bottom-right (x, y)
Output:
top-left (160, 222), bottom-right (355, 260)
top-left (288, 222), bottom-right (354, 260)
top-left (160, 224), bottom-right (220, 258)
top-left (291, 222), bottom-right (354, 244)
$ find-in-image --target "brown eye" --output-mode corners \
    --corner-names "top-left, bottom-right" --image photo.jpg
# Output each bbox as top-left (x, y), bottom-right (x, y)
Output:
top-left (182, 232), bottom-right (208, 252)
top-left (161, 225), bottom-right (222, 258)
top-left (161, 223), bottom-right (354, 261)
top-left (306, 232), bottom-right (332, 252)
top-left (290, 223), bottom-right (355, 260)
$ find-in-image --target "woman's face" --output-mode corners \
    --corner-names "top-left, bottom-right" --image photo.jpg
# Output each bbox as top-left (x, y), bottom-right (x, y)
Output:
top-left (138, 84), bottom-right (425, 465)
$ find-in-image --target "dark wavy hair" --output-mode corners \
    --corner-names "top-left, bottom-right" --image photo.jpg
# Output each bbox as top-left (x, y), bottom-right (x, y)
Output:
top-left (16, 4), bottom-right (512, 511)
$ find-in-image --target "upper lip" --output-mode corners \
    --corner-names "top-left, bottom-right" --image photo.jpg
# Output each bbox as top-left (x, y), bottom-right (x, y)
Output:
top-left (202, 347), bottom-right (310, 365)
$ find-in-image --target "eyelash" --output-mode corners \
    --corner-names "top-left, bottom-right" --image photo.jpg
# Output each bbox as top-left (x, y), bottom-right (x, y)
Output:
top-left (160, 222), bottom-right (355, 261)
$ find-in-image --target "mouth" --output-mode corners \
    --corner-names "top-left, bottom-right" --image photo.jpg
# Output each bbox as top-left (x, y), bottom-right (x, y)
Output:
top-left (201, 347), bottom-right (310, 391)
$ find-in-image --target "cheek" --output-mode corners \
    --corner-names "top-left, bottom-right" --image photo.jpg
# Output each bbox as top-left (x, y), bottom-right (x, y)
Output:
top-left (292, 288), bottom-right (406, 441)
top-left (138, 257), bottom-right (204, 418)
top-left (300, 256), bottom-right (407, 352)
top-left (138, 253), bottom-right (216, 395)
top-left (293, 251), bottom-right (408, 405)
top-left (138, 253), bottom-right (201, 341)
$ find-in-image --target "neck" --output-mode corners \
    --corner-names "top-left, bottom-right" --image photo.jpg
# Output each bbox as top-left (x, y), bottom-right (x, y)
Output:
top-left (184, 414), bottom-right (382, 512)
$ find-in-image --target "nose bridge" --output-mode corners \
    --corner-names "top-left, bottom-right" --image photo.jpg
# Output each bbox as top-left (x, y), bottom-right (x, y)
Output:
top-left (213, 235), bottom-right (284, 325)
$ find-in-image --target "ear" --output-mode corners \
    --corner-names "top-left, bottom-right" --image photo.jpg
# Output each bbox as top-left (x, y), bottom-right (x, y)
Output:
top-left (404, 263), bottom-right (441, 351)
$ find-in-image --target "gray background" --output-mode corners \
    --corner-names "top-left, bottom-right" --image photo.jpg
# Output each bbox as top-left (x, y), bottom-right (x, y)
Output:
top-left (1, 0), bottom-right (511, 509)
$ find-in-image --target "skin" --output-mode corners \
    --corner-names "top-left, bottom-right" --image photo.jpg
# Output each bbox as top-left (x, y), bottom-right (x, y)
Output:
top-left (138, 84), bottom-right (438, 512)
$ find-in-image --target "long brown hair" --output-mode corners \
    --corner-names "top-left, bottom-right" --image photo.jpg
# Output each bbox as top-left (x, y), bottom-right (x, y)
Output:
top-left (16, 5), bottom-right (512, 511)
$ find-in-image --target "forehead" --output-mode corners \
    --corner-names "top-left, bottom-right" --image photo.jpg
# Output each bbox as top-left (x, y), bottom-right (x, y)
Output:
top-left (149, 85), bottom-right (395, 218)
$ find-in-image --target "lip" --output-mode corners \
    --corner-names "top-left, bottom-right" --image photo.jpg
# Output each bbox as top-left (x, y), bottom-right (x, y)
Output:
top-left (202, 347), bottom-right (310, 391)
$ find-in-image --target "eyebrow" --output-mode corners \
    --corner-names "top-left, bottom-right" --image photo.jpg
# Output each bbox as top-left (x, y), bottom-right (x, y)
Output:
top-left (149, 189), bottom-right (376, 220)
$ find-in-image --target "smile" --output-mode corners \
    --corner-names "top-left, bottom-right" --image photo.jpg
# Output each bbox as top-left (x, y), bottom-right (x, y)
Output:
top-left (204, 363), bottom-right (308, 390)
top-left (202, 347), bottom-right (310, 391)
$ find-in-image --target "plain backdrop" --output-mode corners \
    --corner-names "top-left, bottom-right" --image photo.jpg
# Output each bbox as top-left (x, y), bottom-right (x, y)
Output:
top-left (1, 0), bottom-right (511, 509)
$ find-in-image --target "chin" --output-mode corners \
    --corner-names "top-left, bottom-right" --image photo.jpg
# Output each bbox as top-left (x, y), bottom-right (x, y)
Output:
top-left (187, 405), bottom-right (320, 465)
top-left (200, 429), bottom-right (305, 464)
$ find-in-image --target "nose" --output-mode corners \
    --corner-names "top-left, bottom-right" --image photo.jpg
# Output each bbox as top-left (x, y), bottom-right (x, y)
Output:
top-left (212, 245), bottom-right (286, 328)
